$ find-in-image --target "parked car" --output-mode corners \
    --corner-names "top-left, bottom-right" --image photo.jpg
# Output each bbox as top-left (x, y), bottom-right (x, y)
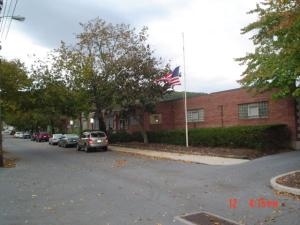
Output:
top-left (36, 132), bottom-right (50, 142)
top-left (14, 132), bottom-right (24, 138)
top-left (77, 131), bottom-right (108, 152)
top-left (49, 134), bottom-right (63, 145)
top-left (23, 132), bottom-right (31, 139)
top-left (58, 134), bottom-right (79, 148)
top-left (3, 129), bottom-right (11, 134)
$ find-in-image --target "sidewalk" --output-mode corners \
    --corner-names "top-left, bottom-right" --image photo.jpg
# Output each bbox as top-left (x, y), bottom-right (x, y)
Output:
top-left (109, 146), bottom-right (249, 165)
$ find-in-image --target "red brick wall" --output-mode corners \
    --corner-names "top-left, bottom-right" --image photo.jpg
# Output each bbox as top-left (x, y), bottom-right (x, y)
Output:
top-left (147, 88), bottom-right (296, 141)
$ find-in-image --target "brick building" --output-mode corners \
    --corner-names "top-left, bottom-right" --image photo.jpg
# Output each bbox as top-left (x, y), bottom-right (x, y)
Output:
top-left (97, 88), bottom-right (298, 148)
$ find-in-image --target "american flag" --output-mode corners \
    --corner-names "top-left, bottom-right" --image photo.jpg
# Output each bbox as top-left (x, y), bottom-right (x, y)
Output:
top-left (156, 66), bottom-right (181, 87)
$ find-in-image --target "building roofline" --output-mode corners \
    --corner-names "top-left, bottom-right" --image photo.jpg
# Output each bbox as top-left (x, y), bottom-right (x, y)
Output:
top-left (160, 91), bottom-right (208, 102)
top-left (209, 87), bottom-right (243, 95)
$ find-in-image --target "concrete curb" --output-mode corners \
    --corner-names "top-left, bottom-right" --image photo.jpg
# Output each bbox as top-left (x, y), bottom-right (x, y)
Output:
top-left (109, 146), bottom-right (249, 165)
top-left (270, 170), bottom-right (300, 196)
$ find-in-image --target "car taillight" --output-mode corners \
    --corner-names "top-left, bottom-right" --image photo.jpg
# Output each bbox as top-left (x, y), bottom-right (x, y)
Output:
top-left (88, 138), bottom-right (93, 144)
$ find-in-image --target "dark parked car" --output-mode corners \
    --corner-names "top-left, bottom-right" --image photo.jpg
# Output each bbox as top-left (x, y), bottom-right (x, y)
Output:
top-left (58, 134), bottom-right (79, 148)
top-left (77, 131), bottom-right (108, 152)
top-left (49, 133), bottom-right (63, 145)
top-left (36, 132), bottom-right (50, 142)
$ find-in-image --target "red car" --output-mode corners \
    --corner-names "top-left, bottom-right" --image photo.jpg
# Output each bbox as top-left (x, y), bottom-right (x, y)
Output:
top-left (36, 132), bottom-right (50, 142)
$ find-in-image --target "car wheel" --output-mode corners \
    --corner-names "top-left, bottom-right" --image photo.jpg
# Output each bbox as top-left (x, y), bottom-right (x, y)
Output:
top-left (76, 144), bottom-right (81, 151)
top-left (84, 145), bottom-right (89, 153)
top-left (103, 146), bottom-right (108, 151)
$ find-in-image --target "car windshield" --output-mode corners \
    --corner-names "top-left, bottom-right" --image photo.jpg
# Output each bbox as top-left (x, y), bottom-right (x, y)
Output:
top-left (53, 134), bottom-right (62, 138)
top-left (91, 132), bottom-right (106, 138)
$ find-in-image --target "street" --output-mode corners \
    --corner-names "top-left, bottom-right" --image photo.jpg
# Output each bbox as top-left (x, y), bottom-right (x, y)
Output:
top-left (1, 135), bottom-right (300, 225)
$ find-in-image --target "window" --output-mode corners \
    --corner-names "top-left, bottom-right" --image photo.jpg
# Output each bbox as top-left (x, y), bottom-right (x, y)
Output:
top-left (119, 119), bottom-right (128, 129)
top-left (149, 114), bottom-right (162, 124)
top-left (187, 109), bottom-right (204, 122)
top-left (129, 116), bottom-right (138, 125)
top-left (239, 101), bottom-right (268, 119)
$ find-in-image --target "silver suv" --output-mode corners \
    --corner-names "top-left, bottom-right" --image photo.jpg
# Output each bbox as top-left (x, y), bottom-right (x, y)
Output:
top-left (77, 131), bottom-right (108, 152)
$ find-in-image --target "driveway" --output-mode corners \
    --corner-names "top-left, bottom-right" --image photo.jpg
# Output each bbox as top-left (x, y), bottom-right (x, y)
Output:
top-left (1, 135), bottom-right (299, 225)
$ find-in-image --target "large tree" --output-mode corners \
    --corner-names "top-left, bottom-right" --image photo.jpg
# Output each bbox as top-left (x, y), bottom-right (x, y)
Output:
top-left (237, 0), bottom-right (300, 98)
top-left (30, 57), bottom-right (85, 133)
top-left (0, 58), bottom-right (31, 166)
top-left (113, 41), bottom-right (171, 143)
top-left (54, 18), bottom-right (170, 136)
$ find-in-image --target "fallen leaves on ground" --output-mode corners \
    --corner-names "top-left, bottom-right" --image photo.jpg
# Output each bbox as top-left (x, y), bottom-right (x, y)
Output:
top-left (113, 142), bottom-right (293, 159)
top-left (3, 158), bottom-right (17, 168)
top-left (112, 159), bottom-right (127, 168)
top-left (274, 190), bottom-right (300, 200)
top-left (276, 172), bottom-right (300, 189)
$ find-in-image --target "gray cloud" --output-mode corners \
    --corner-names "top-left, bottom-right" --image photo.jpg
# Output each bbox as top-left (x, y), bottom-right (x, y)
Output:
top-left (14, 0), bottom-right (187, 49)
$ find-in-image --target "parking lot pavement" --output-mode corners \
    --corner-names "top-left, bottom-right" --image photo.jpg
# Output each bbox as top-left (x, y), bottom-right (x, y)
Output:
top-left (1, 135), bottom-right (300, 225)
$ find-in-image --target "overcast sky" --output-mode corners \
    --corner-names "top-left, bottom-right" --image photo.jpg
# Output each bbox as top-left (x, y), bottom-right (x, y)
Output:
top-left (0, 0), bottom-right (259, 93)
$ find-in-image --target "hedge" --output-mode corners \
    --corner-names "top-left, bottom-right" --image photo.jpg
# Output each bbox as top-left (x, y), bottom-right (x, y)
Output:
top-left (109, 130), bottom-right (143, 143)
top-left (109, 124), bottom-right (290, 150)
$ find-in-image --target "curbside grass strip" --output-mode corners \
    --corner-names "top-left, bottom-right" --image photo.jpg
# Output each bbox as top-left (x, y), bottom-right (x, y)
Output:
top-left (270, 170), bottom-right (300, 196)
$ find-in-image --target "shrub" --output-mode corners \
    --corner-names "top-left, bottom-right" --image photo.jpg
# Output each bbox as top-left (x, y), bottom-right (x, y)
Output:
top-left (109, 131), bottom-right (143, 143)
top-left (109, 124), bottom-right (290, 149)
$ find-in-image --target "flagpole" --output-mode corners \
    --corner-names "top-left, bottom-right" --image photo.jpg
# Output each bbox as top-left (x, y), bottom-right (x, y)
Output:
top-left (182, 32), bottom-right (189, 147)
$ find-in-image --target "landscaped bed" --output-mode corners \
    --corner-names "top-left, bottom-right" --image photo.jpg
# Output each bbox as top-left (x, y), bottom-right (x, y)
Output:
top-left (113, 142), bottom-right (293, 160)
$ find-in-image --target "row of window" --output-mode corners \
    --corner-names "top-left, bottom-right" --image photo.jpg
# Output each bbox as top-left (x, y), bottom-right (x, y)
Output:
top-left (150, 101), bottom-right (268, 124)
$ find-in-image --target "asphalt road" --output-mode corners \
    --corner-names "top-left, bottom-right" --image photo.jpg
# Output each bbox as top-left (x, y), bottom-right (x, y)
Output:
top-left (1, 135), bottom-right (300, 225)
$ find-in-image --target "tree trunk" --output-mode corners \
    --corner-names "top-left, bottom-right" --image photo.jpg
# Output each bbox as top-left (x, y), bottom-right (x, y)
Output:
top-left (79, 113), bottom-right (83, 134)
top-left (50, 119), bottom-right (55, 134)
top-left (95, 104), bottom-right (106, 132)
top-left (136, 112), bottom-right (148, 144)
top-left (0, 135), bottom-right (3, 167)
top-left (97, 113), bottom-right (106, 132)
top-left (0, 120), bottom-right (4, 167)
top-left (141, 129), bottom-right (149, 144)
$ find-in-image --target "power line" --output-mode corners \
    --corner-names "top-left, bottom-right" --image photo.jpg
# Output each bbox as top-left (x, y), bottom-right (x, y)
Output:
top-left (5, 0), bottom-right (19, 40)
top-left (0, 0), bottom-right (20, 41)
top-left (0, 0), bottom-right (12, 39)
top-left (0, 0), bottom-right (10, 36)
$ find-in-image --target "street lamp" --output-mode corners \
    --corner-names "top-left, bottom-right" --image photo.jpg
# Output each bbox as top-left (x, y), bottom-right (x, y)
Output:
top-left (70, 120), bottom-right (74, 133)
top-left (90, 118), bottom-right (94, 130)
top-left (0, 15), bottom-right (25, 21)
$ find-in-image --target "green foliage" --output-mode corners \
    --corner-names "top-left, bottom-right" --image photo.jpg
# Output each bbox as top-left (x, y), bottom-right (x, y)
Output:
top-left (236, 0), bottom-right (300, 98)
top-left (148, 130), bottom-right (186, 145)
top-left (54, 18), bottom-right (170, 142)
top-left (109, 131), bottom-right (143, 143)
top-left (0, 58), bottom-right (32, 129)
top-left (0, 59), bottom-right (30, 100)
top-left (110, 125), bottom-right (290, 150)
top-left (187, 125), bottom-right (290, 149)
top-left (28, 57), bottom-right (83, 132)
